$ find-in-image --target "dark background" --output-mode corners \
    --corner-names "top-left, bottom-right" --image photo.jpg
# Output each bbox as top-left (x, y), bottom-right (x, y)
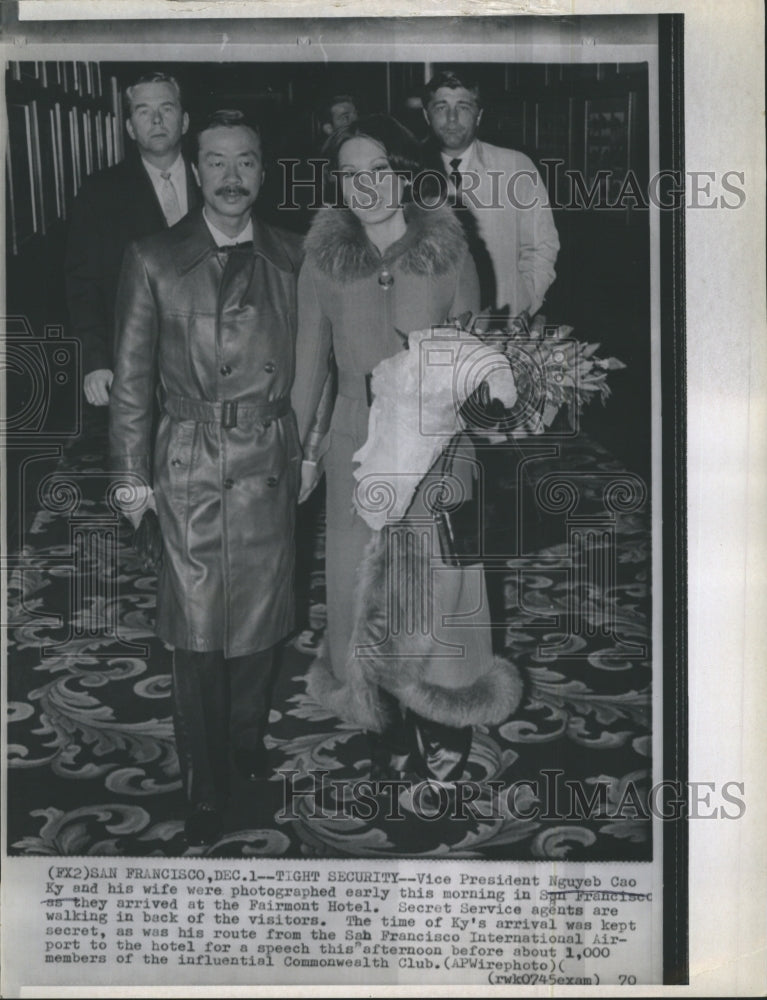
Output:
top-left (5, 58), bottom-right (651, 546)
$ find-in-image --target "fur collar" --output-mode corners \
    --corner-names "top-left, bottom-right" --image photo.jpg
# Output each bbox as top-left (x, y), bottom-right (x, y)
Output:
top-left (304, 202), bottom-right (467, 282)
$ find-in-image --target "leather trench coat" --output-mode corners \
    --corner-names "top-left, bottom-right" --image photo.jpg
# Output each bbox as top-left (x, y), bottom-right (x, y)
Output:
top-left (110, 209), bottom-right (303, 656)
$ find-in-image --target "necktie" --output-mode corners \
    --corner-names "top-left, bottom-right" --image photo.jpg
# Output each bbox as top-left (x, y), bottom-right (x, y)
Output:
top-left (159, 171), bottom-right (183, 226)
top-left (449, 157), bottom-right (463, 191)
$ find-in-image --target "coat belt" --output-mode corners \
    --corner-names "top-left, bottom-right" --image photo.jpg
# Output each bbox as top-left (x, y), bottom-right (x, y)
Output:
top-left (164, 394), bottom-right (290, 429)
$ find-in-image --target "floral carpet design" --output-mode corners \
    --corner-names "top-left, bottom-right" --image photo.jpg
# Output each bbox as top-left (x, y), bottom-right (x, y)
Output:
top-left (7, 424), bottom-right (652, 859)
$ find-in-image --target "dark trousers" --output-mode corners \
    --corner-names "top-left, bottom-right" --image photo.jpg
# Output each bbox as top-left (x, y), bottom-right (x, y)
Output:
top-left (171, 647), bottom-right (279, 809)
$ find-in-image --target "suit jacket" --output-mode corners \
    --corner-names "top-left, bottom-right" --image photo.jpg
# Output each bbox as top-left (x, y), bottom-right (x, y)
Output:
top-left (65, 150), bottom-right (201, 373)
top-left (422, 137), bottom-right (560, 317)
top-left (110, 209), bottom-right (303, 656)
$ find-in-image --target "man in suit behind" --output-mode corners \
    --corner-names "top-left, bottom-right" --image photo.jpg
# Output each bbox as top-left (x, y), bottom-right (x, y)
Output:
top-left (65, 71), bottom-right (200, 407)
top-left (422, 70), bottom-right (560, 319)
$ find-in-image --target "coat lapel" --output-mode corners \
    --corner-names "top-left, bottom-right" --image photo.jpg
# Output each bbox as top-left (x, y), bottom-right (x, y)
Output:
top-left (171, 210), bottom-right (295, 275)
top-left (125, 153), bottom-right (168, 231)
top-left (185, 160), bottom-right (202, 211)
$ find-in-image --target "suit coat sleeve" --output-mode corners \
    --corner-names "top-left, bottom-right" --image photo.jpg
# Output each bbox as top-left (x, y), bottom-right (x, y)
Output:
top-left (513, 152), bottom-right (560, 315)
top-left (109, 241), bottom-right (159, 484)
top-left (449, 246), bottom-right (481, 320)
top-left (64, 180), bottom-right (113, 374)
top-left (292, 260), bottom-right (334, 463)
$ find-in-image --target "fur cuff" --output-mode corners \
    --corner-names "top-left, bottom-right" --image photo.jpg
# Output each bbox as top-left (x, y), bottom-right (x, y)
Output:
top-left (380, 654), bottom-right (524, 730)
top-left (305, 642), bottom-right (524, 734)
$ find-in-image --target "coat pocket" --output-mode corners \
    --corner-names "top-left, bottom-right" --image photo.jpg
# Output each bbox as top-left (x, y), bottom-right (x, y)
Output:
top-left (156, 419), bottom-right (196, 517)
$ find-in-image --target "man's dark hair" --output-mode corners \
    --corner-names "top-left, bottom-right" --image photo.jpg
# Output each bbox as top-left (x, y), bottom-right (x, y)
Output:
top-left (194, 109), bottom-right (263, 158)
top-left (123, 71), bottom-right (183, 117)
top-left (318, 93), bottom-right (359, 127)
top-left (423, 70), bottom-right (482, 109)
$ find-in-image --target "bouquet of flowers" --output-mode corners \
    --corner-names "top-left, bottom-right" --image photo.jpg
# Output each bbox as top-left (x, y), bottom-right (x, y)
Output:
top-left (352, 326), bottom-right (517, 530)
top-left (471, 311), bottom-right (627, 436)
top-left (351, 315), bottom-right (626, 531)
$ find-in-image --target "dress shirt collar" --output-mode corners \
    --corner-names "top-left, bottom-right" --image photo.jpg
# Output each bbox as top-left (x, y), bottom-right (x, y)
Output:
top-left (142, 153), bottom-right (186, 188)
top-left (440, 140), bottom-right (478, 174)
top-left (141, 153), bottom-right (188, 216)
top-left (202, 209), bottom-right (254, 247)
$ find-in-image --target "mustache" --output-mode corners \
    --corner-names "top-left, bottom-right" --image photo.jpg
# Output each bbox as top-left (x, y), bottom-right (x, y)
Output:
top-left (215, 185), bottom-right (252, 197)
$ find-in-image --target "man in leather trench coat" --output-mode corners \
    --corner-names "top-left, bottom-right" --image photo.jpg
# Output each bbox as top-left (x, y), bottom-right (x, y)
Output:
top-left (110, 110), bottom-right (303, 846)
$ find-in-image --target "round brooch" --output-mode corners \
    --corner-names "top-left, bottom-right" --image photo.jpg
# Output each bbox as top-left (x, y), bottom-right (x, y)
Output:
top-left (378, 269), bottom-right (394, 290)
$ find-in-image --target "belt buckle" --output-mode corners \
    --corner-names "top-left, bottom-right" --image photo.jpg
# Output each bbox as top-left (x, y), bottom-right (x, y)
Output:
top-left (221, 400), bottom-right (238, 429)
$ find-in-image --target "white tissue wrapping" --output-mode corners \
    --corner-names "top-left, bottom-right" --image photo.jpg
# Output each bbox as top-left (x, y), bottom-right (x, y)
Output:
top-left (352, 328), bottom-right (517, 531)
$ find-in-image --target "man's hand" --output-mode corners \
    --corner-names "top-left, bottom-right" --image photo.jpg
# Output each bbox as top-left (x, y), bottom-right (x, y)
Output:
top-left (114, 483), bottom-right (156, 529)
top-left (133, 509), bottom-right (163, 574)
top-left (299, 460), bottom-right (321, 504)
top-left (113, 483), bottom-right (161, 571)
top-left (84, 369), bottom-right (114, 406)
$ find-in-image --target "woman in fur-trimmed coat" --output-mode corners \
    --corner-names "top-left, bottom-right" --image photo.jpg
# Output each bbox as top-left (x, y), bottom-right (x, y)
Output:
top-left (292, 115), bottom-right (522, 781)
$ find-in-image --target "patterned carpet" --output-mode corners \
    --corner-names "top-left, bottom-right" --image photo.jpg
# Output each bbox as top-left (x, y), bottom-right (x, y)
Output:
top-left (7, 420), bottom-right (652, 859)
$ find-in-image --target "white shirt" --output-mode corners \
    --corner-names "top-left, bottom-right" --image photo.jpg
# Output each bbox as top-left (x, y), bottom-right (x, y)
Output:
top-left (141, 154), bottom-right (189, 222)
top-left (202, 210), bottom-right (254, 247)
top-left (440, 139), bottom-right (559, 315)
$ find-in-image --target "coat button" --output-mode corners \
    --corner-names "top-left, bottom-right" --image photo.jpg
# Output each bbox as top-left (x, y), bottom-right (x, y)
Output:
top-left (263, 361), bottom-right (276, 374)
top-left (224, 478), bottom-right (235, 489)
top-left (266, 476), bottom-right (278, 488)
top-left (220, 364), bottom-right (232, 376)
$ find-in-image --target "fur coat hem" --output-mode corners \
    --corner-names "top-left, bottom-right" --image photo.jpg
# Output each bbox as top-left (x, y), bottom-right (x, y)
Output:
top-left (306, 649), bottom-right (524, 733)
top-left (305, 529), bottom-right (524, 733)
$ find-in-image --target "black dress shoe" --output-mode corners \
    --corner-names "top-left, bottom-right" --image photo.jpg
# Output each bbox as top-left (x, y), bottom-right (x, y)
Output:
top-left (233, 743), bottom-right (270, 782)
top-left (184, 805), bottom-right (221, 846)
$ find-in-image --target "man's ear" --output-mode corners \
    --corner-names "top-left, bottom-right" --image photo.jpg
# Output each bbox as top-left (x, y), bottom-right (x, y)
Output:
top-left (321, 122), bottom-right (333, 136)
top-left (476, 109), bottom-right (484, 126)
top-left (125, 118), bottom-right (136, 142)
top-left (191, 162), bottom-right (200, 187)
top-left (422, 107), bottom-right (431, 126)
top-left (181, 111), bottom-right (190, 137)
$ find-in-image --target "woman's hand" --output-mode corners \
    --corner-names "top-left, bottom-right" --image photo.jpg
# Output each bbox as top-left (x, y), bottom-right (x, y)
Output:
top-left (299, 460), bottom-right (321, 503)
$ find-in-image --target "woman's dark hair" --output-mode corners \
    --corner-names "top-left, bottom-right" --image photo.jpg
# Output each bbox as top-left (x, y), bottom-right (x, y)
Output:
top-left (320, 113), bottom-right (423, 206)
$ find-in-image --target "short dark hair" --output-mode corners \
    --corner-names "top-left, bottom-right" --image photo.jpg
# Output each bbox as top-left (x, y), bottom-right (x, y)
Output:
top-left (319, 93), bottom-right (358, 126)
top-left (194, 109), bottom-right (263, 158)
top-left (123, 71), bottom-right (183, 117)
top-left (423, 70), bottom-right (482, 109)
